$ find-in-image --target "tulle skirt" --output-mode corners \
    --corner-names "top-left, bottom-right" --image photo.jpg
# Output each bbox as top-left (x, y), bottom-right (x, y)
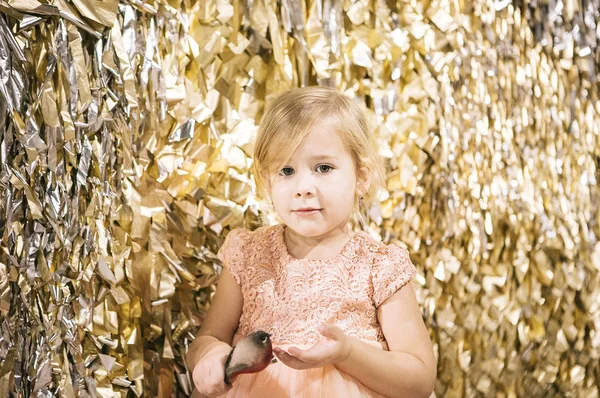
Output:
top-left (218, 343), bottom-right (388, 398)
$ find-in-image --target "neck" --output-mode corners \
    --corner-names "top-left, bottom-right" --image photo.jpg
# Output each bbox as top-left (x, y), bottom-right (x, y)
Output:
top-left (283, 223), bottom-right (355, 260)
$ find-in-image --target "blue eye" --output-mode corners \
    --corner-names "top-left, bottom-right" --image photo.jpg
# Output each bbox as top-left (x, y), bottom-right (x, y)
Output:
top-left (279, 167), bottom-right (295, 176)
top-left (316, 164), bottom-right (333, 173)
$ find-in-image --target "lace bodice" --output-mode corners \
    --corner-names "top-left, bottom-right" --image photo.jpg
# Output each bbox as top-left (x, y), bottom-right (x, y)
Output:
top-left (218, 224), bottom-right (416, 345)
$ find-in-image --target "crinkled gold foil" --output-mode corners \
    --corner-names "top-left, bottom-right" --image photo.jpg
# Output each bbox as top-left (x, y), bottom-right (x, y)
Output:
top-left (1, 0), bottom-right (599, 396)
top-left (70, 0), bottom-right (118, 27)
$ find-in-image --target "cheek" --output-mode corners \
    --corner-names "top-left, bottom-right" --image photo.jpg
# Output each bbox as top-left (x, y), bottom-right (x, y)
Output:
top-left (270, 183), bottom-right (288, 204)
top-left (325, 177), bottom-right (356, 196)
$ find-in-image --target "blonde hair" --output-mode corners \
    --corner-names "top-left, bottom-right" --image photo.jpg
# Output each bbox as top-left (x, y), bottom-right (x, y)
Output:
top-left (253, 86), bottom-right (385, 214)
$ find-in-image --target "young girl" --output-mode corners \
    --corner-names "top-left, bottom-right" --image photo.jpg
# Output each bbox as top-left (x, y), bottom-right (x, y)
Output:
top-left (186, 87), bottom-right (436, 397)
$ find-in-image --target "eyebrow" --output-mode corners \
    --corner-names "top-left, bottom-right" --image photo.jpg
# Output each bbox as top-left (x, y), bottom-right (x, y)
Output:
top-left (308, 155), bottom-right (339, 161)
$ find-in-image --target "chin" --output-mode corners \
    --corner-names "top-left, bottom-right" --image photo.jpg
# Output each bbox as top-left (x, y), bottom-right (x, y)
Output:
top-left (282, 219), bottom-right (316, 236)
top-left (285, 222), bottom-right (329, 238)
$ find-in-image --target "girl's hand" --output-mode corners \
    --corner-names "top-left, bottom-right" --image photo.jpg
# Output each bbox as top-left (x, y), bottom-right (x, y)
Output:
top-left (191, 343), bottom-right (234, 397)
top-left (273, 324), bottom-right (352, 370)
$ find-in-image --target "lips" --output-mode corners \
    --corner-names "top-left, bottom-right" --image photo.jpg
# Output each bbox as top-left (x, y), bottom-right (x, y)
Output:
top-left (293, 208), bottom-right (321, 215)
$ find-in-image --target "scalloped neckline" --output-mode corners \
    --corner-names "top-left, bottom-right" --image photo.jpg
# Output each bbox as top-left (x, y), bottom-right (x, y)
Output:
top-left (276, 224), bottom-right (363, 262)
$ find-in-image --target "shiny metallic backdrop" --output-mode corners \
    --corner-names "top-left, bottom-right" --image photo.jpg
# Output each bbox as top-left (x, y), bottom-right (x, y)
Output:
top-left (0, 0), bottom-right (598, 396)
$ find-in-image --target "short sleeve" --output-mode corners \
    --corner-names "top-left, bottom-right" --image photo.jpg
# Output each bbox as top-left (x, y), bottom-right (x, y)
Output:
top-left (217, 228), bottom-right (250, 285)
top-left (371, 243), bottom-right (417, 307)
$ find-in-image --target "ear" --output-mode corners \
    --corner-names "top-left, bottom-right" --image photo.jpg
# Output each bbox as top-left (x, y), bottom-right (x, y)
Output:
top-left (356, 166), bottom-right (371, 197)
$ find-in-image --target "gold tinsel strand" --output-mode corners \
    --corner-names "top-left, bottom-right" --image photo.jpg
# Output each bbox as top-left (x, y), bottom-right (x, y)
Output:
top-left (0, 0), bottom-right (598, 397)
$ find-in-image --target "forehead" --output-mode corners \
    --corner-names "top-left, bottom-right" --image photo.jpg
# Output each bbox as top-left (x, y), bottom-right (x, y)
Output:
top-left (290, 124), bottom-right (350, 160)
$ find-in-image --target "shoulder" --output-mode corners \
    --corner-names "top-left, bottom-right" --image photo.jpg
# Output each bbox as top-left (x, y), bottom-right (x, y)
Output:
top-left (352, 231), bottom-right (411, 264)
top-left (367, 238), bottom-right (416, 307)
top-left (372, 239), bottom-right (414, 276)
top-left (218, 224), bottom-right (283, 281)
top-left (223, 224), bottom-right (282, 245)
top-left (375, 241), bottom-right (411, 263)
top-left (220, 224), bottom-right (283, 258)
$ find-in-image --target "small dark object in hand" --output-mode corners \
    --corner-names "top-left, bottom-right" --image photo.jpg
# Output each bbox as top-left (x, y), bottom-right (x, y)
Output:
top-left (224, 330), bottom-right (274, 385)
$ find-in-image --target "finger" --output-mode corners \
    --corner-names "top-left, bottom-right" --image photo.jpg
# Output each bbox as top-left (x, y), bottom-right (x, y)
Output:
top-left (286, 346), bottom-right (306, 358)
top-left (191, 367), bottom-right (205, 391)
top-left (221, 383), bottom-right (233, 395)
top-left (288, 346), bottom-right (324, 363)
top-left (214, 384), bottom-right (230, 396)
top-left (291, 344), bottom-right (336, 364)
top-left (282, 345), bottom-right (332, 366)
top-left (319, 324), bottom-right (344, 340)
top-left (273, 348), bottom-right (314, 370)
top-left (214, 374), bottom-right (233, 395)
top-left (205, 368), bottom-right (223, 393)
top-left (194, 366), bottom-right (228, 396)
top-left (228, 374), bottom-right (239, 385)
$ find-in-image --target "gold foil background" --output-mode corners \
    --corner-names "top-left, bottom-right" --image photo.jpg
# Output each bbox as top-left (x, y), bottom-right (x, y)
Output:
top-left (0, 0), bottom-right (599, 397)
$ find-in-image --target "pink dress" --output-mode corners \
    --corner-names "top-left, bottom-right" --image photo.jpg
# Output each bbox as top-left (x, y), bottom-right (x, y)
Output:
top-left (217, 224), bottom-right (417, 398)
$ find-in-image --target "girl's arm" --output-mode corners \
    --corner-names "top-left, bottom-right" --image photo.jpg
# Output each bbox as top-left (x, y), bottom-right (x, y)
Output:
top-left (186, 268), bottom-right (243, 370)
top-left (334, 281), bottom-right (436, 397)
top-left (274, 281), bottom-right (436, 398)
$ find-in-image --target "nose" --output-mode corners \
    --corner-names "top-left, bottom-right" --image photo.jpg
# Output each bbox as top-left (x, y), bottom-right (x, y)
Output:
top-left (294, 170), bottom-right (316, 198)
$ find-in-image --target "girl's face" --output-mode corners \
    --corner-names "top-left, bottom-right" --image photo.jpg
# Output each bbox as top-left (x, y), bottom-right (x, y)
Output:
top-left (267, 122), bottom-right (367, 239)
